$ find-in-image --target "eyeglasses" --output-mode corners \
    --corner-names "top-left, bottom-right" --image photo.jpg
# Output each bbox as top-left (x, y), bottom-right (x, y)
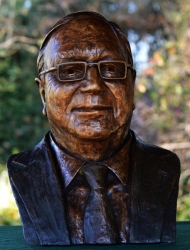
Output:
top-left (39, 61), bottom-right (133, 82)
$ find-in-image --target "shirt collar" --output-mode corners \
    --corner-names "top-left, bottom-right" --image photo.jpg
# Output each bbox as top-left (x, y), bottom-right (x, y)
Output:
top-left (50, 132), bottom-right (132, 188)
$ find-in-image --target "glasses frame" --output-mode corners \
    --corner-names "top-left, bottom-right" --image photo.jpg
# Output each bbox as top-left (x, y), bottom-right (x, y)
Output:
top-left (39, 60), bottom-right (133, 82)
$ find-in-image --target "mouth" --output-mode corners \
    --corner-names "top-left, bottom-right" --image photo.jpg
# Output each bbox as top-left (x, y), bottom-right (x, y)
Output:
top-left (72, 106), bottom-right (113, 112)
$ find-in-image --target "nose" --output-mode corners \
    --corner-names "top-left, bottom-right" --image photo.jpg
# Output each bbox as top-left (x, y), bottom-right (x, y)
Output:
top-left (80, 66), bottom-right (106, 94)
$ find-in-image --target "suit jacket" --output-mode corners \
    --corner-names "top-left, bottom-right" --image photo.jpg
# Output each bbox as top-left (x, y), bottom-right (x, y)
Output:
top-left (7, 130), bottom-right (180, 245)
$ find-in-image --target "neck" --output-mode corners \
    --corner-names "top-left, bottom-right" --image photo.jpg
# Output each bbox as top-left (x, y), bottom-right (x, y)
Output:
top-left (51, 128), bottom-right (129, 162)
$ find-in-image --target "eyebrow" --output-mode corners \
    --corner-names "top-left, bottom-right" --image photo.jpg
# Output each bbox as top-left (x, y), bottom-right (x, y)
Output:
top-left (56, 49), bottom-right (122, 61)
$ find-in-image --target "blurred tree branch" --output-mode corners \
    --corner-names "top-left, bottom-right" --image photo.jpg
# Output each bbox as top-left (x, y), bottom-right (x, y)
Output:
top-left (0, 36), bottom-right (37, 49)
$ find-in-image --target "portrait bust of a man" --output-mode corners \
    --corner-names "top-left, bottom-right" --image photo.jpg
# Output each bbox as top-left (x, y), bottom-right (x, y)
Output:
top-left (7, 11), bottom-right (180, 245)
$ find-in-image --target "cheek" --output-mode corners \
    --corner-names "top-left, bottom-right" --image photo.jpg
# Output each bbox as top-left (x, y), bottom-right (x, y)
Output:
top-left (45, 76), bottom-right (79, 121)
top-left (106, 83), bottom-right (134, 124)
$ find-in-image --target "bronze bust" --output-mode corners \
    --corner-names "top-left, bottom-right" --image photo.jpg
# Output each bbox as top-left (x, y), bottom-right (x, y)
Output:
top-left (7, 11), bottom-right (180, 245)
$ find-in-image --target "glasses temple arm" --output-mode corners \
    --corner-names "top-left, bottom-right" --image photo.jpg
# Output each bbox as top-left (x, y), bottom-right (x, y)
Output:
top-left (39, 67), bottom-right (57, 76)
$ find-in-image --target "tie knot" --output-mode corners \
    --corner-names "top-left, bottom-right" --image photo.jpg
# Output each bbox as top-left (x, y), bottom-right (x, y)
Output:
top-left (81, 163), bottom-right (108, 190)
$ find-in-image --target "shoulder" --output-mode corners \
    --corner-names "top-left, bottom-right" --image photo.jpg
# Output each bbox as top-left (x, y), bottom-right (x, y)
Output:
top-left (6, 132), bottom-right (50, 177)
top-left (131, 130), bottom-right (180, 171)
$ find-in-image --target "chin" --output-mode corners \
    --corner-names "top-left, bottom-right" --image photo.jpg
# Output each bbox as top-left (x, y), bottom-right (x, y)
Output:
top-left (71, 127), bottom-right (115, 140)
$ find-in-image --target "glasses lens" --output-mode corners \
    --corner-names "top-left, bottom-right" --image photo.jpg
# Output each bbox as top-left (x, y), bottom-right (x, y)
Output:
top-left (59, 62), bottom-right (85, 81)
top-left (100, 61), bottom-right (126, 79)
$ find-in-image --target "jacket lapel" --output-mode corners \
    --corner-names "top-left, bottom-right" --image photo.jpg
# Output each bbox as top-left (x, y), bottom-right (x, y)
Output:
top-left (10, 137), bottom-right (70, 245)
top-left (130, 133), bottom-right (179, 243)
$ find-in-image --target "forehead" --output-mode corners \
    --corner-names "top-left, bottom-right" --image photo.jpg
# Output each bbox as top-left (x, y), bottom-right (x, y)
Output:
top-left (44, 15), bottom-right (124, 64)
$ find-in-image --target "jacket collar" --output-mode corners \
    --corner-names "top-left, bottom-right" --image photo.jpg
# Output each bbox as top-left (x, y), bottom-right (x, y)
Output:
top-left (129, 130), bottom-right (180, 243)
top-left (49, 131), bottom-right (133, 188)
top-left (10, 134), bottom-right (70, 245)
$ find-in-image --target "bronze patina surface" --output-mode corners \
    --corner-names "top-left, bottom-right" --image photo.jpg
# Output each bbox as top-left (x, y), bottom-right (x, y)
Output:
top-left (7, 11), bottom-right (180, 245)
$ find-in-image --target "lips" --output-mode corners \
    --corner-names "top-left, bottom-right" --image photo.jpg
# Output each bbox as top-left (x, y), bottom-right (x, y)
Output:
top-left (72, 106), bottom-right (112, 112)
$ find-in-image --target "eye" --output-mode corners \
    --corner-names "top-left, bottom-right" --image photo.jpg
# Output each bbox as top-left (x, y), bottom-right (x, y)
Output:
top-left (58, 63), bottom-right (85, 81)
top-left (100, 62), bottom-right (125, 79)
top-left (60, 66), bottom-right (82, 79)
top-left (101, 65), bottom-right (116, 73)
top-left (105, 66), bottom-right (117, 73)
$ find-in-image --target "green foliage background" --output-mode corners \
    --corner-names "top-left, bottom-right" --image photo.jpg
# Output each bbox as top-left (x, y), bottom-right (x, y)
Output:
top-left (0, 0), bottom-right (190, 224)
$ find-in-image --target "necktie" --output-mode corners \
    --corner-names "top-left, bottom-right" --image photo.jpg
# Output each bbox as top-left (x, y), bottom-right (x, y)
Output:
top-left (82, 163), bottom-right (120, 244)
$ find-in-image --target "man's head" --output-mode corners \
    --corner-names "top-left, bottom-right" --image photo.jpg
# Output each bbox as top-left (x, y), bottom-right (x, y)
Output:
top-left (35, 11), bottom-right (136, 160)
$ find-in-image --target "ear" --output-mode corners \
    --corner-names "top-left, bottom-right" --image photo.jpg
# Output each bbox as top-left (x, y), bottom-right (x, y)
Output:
top-left (131, 70), bottom-right (136, 111)
top-left (35, 77), bottom-right (46, 105)
top-left (35, 77), bottom-right (47, 116)
top-left (131, 69), bottom-right (136, 85)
